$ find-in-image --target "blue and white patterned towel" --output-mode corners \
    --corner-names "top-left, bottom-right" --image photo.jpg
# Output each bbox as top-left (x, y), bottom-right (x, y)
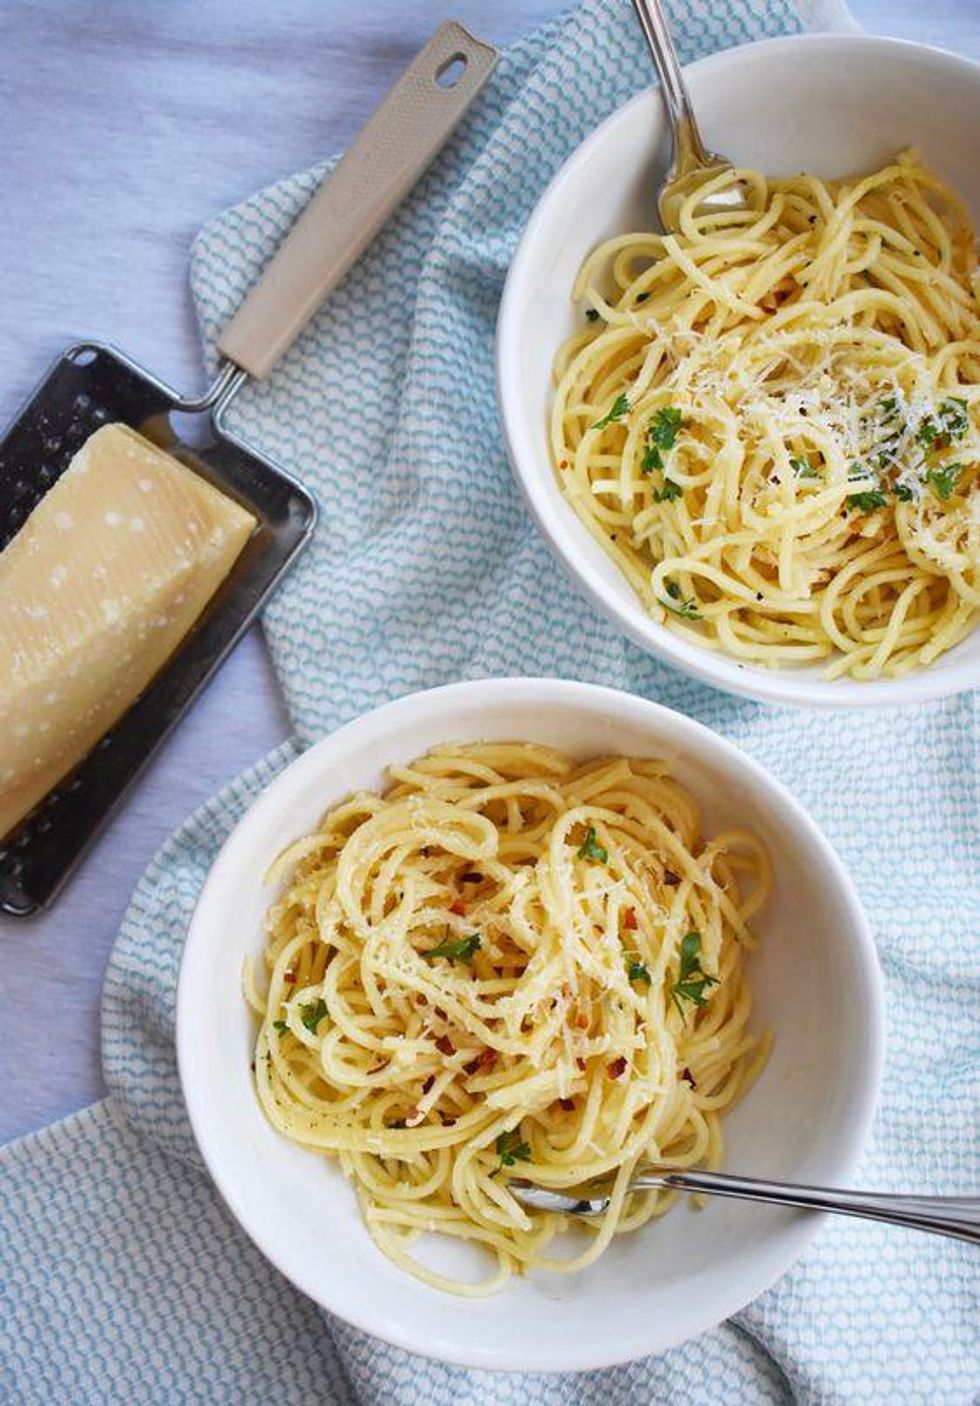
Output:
top-left (2, 1), bottom-right (977, 1401)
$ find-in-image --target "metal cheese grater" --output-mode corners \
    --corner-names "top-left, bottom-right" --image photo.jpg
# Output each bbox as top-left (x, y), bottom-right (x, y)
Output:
top-left (0, 22), bottom-right (497, 916)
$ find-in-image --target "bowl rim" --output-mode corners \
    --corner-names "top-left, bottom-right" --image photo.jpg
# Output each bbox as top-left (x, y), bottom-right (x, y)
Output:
top-left (177, 676), bottom-right (886, 1372)
top-left (495, 31), bottom-right (980, 711)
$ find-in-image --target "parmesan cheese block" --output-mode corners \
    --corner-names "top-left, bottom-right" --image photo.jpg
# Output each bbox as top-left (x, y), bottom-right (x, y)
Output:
top-left (0, 423), bottom-right (256, 839)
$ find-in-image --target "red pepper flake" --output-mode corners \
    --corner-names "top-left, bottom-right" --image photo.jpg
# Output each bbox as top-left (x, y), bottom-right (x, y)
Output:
top-left (558, 1097), bottom-right (576, 1112)
top-left (460, 871), bottom-right (483, 884)
top-left (420, 846), bottom-right (431, 857)
top-left (623, 907), bottom-right (638, 931)
top-left (663, 869), bottom-right (681, 887)
top-left (576, 1057), bottom-right (587, 1072)
top-left (434, 1007), bottom-right (448, 1021)
top-left (681, 1067), bottom-right (697, 1088)
top-left (561, 981), bottom-right (571, 999)
top-left (607, 1056), bottom-right (627, 1080)
top-left (573, 1011), bottom-right (589, 1031)
top-left (559, 459), bottom-right (569, 469)
top-left (415, 993), bottom-right (428, 1007)
top-left (284, 970), bottom-right (297, 985)
top-left (421, 1074), bottom-right (435, 1095)
top-left (464, 1047), bottom-right (497, 1076)
top-left (449, 899), bottom-right (467, 916)
top-left (435, 1034), bottom-right (455, 1057)
top-left (439, 1113), bottom-right (457, 1127)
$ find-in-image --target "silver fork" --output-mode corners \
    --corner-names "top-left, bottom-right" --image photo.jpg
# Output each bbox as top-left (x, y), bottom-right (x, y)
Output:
top-left (631, 0), bottom-right (749, 232)
top-left (511, 1168), bottom-right (980, 1243)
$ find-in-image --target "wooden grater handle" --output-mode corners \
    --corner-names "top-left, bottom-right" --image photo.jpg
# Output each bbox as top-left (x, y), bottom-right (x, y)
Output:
top-left (217, 22), bottom-right (497, 381)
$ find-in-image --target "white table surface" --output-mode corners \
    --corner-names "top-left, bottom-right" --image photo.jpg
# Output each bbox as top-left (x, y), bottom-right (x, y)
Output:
top-left (1, 0), bottom-right (978, 1147)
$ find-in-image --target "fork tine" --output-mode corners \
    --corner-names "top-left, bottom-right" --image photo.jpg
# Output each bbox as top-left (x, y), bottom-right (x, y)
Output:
top-left (507, 1182), bottom-right (613, 1216)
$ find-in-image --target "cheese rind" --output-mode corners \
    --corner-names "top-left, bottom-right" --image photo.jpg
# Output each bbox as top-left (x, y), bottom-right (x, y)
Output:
top-left (0, 424), bottom-right (256, 838)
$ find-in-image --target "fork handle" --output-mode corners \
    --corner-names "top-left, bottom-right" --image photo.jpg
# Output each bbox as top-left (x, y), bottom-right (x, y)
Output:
top-left (630, 0), bottom-right (710, 174)
top-left (637, 1170), bottom-right (980, 1244)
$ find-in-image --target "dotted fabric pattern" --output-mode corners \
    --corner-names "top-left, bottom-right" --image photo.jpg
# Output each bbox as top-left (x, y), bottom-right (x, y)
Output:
top-left (2, 1), bottom-right (978, 1402)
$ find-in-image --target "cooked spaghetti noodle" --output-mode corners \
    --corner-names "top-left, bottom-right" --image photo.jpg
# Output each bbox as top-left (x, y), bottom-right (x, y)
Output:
top-left (551, 151), bottom-right (979, 678)
top-left (246, 742), bottom-right (770, 1295)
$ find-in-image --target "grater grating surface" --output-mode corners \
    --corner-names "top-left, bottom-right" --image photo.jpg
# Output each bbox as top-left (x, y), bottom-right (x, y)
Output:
top-left (0, 341), bottom-right (316, 916)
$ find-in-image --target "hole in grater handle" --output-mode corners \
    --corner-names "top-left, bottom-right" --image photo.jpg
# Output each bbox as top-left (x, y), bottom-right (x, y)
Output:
top-left (436, 54), bottom-right (468, 88)
top-left (64, 345), bottom-right (98, 367)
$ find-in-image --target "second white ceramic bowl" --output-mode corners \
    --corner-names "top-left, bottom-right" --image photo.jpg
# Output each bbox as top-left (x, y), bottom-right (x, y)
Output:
top-left (496, 34), bottom-right (980, 708)
top-left (177, 678), bottom-right (884, 1372)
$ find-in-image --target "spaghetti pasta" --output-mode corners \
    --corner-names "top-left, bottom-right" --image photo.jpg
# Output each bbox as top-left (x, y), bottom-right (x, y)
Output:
top-left (551, 151), bottom-right (980, 679)
top-left (246, 742), bottom-right (770, 1295)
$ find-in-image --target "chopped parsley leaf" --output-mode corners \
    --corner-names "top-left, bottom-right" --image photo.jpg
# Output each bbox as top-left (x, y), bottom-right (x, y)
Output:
top-left (576, 826), bottom-right (608, 864)
top-left (670, 931), bottom-right (719, 1017)
top-left (665, 580), bottom-right (681, 599)
top-left (496, 1128), bottom-right (532, 1169)
top-left (918, 398), bottom-right (970, 449)
top-left (893, 483), bottom-right (915, 502)
top-left (425, 932), bottom-right (482, 962)
top-left (916, 418), bottom-right (939, 449)
top-left (628, 958), bottom-right (651, 986)
top-left (641, 442), bottom-right (663, 474)
top-left (592, 393), bottom-right (631, 430)
top-left (654, 478), bottom-right (682, 502)
top-left (937, 397), bottom-right (970, 440)
top-left (660, 593), bottom-right (703, 621)
top-left (846, 490), bottom-right (888, 513)
top-left (791, 455), bottom-right (818, 479)
top-left (641, 406), bottom-right (683, 474)
top-left (926, 462), bottom-right (964, 501)
top-left (272, 1019), bottom-right (288, 1033)
top-left (300, 998), bottom-right (328, 1032)
top-left (649, 406), bottom-right (684, 450)
top-left (585, 307), bottom-right (600, 322)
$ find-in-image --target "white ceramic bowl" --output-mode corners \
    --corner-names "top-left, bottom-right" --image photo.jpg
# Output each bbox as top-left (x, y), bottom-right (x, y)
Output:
top-left (177, 678), bottom-right (884, 1372)
top-left (497, 35), bottom-right (980, 708)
